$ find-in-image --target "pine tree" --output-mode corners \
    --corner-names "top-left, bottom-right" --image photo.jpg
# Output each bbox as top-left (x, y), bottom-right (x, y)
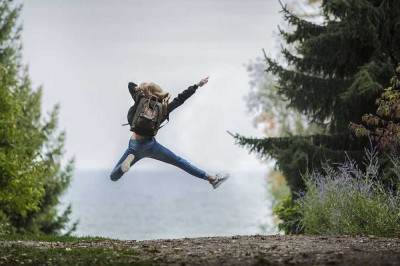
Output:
top-left (246, 57), bottom-right (322, 138)
top-left (235, 0), bottom-right (400, 193)
top-left (0, 1), bottom-right (75, 234)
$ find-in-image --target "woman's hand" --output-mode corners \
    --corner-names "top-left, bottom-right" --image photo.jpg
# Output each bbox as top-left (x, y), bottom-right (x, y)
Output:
top-left (197, 76), bottom-right (209, 87)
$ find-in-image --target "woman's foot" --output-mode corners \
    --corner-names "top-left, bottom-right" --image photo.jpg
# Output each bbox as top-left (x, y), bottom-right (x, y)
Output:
top-left (121, 154), bottom-right (135, 173)
top-left (207, 173), bottom-right (230, 189)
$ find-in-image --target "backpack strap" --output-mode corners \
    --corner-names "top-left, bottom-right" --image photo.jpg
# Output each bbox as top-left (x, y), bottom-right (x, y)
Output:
top-left (158, 118), bottom-right (169, 130)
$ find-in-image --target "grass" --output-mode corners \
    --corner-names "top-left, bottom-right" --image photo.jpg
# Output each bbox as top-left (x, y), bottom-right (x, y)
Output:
top-left (0, 234), bottom-right (155, 265)
top-left (0, 246), bottom-right (153, 266)
top-left (0, 233), bottom-right (111, 242)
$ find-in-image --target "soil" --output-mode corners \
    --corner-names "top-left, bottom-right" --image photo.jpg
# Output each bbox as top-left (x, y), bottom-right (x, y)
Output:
top-left (2, 234), bottom-right (400, 265)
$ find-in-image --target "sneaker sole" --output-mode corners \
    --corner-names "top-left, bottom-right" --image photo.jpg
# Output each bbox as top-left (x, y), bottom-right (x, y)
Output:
top-left (213, 175), bottom-right (230, 189)
top-left (121, 154), bottom-right (135, 173)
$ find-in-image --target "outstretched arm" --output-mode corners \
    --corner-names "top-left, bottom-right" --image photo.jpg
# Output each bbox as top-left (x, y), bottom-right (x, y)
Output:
top-left (167, 76), bottom-right (209, 114)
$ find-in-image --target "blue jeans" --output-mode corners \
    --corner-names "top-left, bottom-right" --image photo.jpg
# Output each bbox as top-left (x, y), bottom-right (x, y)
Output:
top-left (110, 138), bottom-right (207, 181)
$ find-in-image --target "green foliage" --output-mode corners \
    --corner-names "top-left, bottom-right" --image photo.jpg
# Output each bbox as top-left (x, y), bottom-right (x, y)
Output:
top-left (273, 195), bottom-right (302, 234)
top-left (236, 0), bottom-right (400, 195)
top-left (350, 68), bottom-right (400, 150)
top-left (297, 147), bottom-right (400, 237)
top-left (0, 211), bottom-right (11, 235)
top-left (0, 1), bottom-right (75, 234)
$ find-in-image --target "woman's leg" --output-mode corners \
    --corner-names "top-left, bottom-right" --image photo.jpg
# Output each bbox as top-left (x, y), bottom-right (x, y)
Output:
top-left (148, 141), bottom-right (207, 179)
top-left (110, 148), bottom-right (139, 181)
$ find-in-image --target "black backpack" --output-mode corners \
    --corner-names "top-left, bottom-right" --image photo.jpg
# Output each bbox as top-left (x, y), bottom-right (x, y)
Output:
top-left (127, 96), bottom-right (166, 137)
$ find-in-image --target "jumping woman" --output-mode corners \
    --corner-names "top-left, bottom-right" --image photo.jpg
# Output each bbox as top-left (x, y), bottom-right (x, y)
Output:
top-left (110, 76), bottom-right (229, 189)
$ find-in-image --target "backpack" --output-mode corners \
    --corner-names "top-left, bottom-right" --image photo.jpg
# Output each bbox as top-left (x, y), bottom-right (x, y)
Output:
top-left (127, 96), bottom-right (166, 137)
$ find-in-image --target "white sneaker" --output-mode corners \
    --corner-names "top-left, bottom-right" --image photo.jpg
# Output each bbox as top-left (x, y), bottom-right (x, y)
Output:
top-left (121, 154), bottom-right (135, 173)
top-left (210, 173), bottom-right (230, 189)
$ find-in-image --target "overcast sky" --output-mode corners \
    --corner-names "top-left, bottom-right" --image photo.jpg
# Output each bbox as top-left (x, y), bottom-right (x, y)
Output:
top-left (17, 0), bottom-right (284, 174)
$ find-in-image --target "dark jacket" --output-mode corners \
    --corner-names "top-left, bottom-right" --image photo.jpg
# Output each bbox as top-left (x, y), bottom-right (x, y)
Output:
top-left (128, 82), bottom-right (199, 128)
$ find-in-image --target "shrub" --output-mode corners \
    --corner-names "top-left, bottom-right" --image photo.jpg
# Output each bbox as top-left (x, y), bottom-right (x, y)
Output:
top-left (297, 145), bottom-right (400, 237)
top-left (273, 195), bottom-right (303, 234)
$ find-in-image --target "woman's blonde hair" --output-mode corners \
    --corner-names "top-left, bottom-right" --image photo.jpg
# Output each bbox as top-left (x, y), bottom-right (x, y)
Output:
top-left (135, 82), bottom-right (170, 116)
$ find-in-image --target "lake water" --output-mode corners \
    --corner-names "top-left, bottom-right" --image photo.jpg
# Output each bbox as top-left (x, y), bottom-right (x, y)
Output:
top-left (61, 169), bottom-right (273, 240)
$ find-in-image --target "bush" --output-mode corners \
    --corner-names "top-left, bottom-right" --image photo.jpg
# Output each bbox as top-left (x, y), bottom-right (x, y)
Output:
top-left (273, 195), bottom-right (303, 234)
top-left (0, 211), bottom-right (12, 235)
top-left (297, 145), bottom-right (400, 237)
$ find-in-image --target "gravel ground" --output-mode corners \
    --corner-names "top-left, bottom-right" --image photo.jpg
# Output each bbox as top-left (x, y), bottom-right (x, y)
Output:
top-left (1, 234), bottom-right (400, 265)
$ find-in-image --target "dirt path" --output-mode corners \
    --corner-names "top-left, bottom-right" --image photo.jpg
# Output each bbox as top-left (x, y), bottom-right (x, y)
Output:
top-left (1, 235), bottom-right (400, 265)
